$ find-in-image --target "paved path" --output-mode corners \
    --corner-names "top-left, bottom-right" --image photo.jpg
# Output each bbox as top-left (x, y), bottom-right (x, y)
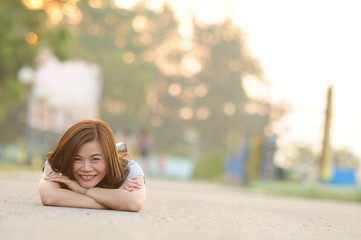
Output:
top-left (0, 171), bottom-right (360, 240)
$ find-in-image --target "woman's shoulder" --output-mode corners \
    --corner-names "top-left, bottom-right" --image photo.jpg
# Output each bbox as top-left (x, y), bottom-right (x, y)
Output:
top-left (42, 160), bottom-right (49, 172)
top-left (126, 160), bottom-right (145, 179)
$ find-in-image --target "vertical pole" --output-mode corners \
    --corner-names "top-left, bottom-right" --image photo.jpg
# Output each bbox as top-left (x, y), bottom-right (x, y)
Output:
top-left (320, 85), bottom-right (334, 181)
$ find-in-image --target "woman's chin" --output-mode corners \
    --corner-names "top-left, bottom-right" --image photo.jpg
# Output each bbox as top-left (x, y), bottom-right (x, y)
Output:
top-left (75, 175), bottom-right (101, 189)
top-left (79, 181), bottom-right (97, 189)
top-left (76, 179), bottom-right (99, 189)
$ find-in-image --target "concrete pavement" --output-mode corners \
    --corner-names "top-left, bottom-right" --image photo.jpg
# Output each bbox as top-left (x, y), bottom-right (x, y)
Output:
top-left (0, 171), bottom-right (360, 240)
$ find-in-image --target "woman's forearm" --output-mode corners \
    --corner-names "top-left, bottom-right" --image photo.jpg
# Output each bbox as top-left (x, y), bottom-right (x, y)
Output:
top-left (85, 187), bottom-right (146, 212)
top-left (39, 181), bottom-right (107, 209)
top-left (39, 166), bottom-right (145, 211)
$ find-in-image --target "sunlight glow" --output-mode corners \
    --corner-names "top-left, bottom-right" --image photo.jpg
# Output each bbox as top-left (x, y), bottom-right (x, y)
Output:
top-left (88, 0), bottom-right (104, 8)
top-left (113, 0), bottom-right (142, 9)
top-left (179, 107), bottom-right (193, 120)
top-left (123, 52), bottom-right (135, 64)
top-left (194, 84), bottom-right (208, 98)
top-left (26, 32), bottom-right (38, 45)
top-left (181, 57), bottom-right (201, 77)
top-left (63, 2), bottom-right (82, 25)
top-left (46, 3), bottom-right (63, 27)
top-left (20, 0), bottom-right (361, 157)
top-left (168, 83), bottom-right (182, 97)
top-left (162, 0), bottom-right (361, 157)
top-left (132, 15), bottom-right (148, 33)
top-left (242, 75), bottom-right (268, 100)
top-left (22, 0), bottom-right (45, 10)
top-left (223, 102), bottom-right (236, 116)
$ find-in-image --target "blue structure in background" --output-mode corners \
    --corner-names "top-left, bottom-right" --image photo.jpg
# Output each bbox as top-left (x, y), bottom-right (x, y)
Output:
top-left (224, 141), bottom-right (249, 183)
top-left (259, 135), bottom-right (277, 181)
top-left (326, 167), bottom-right (357, 186)
top-left (224, 135), bottom-right (277, 184)
top-left (147, 155), bottom-right (195, 180)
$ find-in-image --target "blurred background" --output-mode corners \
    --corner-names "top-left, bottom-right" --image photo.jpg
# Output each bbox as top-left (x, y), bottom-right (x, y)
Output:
top-left (1, 0), bottom-right (360, 201)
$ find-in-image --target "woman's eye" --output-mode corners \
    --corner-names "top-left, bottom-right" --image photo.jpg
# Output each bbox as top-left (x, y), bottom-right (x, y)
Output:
top-left (74, 158), bottom-right (82, 162)
top-left (92, 158), bottom-right (100, 161)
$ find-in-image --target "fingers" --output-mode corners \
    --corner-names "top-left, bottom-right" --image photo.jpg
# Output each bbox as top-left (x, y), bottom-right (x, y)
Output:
top-left (127, 177), bottom-right (141, 184)
top-left (125, 187), bottom-right (140, 192)
top-left (127, 183), bottom-right (142, 189)
top-left (45, 171), bottom-right (63, 179)
top-left (44, 173), bottom-right (69, 183)
top-left (124, 179), bottom-right (142, 192)
top-left (126, 179), bottom-right (142, 186)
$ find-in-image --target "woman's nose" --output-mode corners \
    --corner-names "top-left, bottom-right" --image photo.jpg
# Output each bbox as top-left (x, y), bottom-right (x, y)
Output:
top-left (82, 161), bottom-right (93, 171)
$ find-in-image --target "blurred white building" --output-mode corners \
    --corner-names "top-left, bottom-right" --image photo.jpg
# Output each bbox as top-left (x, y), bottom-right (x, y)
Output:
top-left (28, 52), bottom-right (102, 133)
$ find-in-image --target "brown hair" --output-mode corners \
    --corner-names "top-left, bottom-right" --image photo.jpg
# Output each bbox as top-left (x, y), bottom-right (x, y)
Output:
top-left (47, 119), bottom-right (129, 188)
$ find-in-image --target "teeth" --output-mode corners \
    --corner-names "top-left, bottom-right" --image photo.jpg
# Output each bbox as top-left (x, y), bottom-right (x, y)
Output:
top-left (82, 175), bottom-right (94, 179)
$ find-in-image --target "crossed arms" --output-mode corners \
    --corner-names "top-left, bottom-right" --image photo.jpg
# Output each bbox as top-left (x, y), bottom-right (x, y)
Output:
top-left (39, 164), bottom-right (146, 212)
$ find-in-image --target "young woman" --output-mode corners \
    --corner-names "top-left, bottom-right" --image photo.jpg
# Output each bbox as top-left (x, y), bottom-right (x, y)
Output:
top-left (38, 119), bottom-right (146, 212)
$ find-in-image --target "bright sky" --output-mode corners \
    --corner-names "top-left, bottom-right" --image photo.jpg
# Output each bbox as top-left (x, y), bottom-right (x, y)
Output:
top-left (160, 0), bottom-right (361, 157)
top-left (232, 0), bottom-right (361, 157)
top-left (124, 0), bottom-right (361, 156)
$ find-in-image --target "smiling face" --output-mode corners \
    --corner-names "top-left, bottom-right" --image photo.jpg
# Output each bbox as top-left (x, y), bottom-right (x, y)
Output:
top-left (72, 140), bottom-right (107, 189)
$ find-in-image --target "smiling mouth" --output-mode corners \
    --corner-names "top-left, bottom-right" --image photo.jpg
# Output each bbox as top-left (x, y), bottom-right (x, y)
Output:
top-left (79, 175), bottom-right (96, 181)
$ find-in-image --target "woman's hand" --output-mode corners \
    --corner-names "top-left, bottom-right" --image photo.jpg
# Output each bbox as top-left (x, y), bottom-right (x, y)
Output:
top-left (44, 172), bottom-right (84, 194)
top-left (121, 176), bottom-right (143, 192)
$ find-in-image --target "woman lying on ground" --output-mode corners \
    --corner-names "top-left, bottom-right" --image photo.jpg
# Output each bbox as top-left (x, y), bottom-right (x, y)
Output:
top-left (38, 119), bottom-right (146, 212)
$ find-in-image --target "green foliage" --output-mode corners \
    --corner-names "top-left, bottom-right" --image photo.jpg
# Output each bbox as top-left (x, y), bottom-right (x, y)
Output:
top-left (50, 5), bottom-right (268, 155)
top-left (194, 148), bottom-right (227, 180)
top-left (194, 22), bottom-right (266, 151)
top-left (0, 0), bottom-right (72, 143)
top-left (0, 1), bottom-right (38, 122)
top-left (249, 181), bottom-right (361, 202)
top-left (0, 0), bottom-right (276, 158)
top-left (151, 20), bottom-right (268, 154)
top-left (67, 3), bottom-right (177, 134)
top-left (333, 148), bottom-right (359, 168)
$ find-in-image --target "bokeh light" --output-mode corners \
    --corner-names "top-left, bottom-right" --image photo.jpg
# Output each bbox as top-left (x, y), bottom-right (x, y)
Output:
top-left (22, 0), bottom-right (45, 10)
top-left (123, 52), bottom-right (135, 64)
top-left (168, 83), bottom-right (182, 97)
top-left (26, 32), bottom-right (38, 45)
top-left (179, 107), bottom-right (193, 120)
top-left (196, 107), bottom-right (210, 120)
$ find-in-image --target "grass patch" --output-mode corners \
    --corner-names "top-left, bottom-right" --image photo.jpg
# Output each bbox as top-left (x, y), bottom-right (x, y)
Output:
top-left (248, 181), bottom-right (361, 202)
top-left (0, 161), bottom-right (37, 172)
top-left (194, 148), bottom-right (226, 180)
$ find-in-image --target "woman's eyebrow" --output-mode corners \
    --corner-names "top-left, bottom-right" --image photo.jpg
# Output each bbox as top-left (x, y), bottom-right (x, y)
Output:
top-left (74, 153), bottom-right (103, 158)
top-left (90, 153), bottom-right (103, 157)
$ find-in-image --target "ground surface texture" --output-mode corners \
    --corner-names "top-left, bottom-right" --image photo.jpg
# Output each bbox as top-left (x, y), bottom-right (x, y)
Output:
top-left (0, 171), bottom-right (360, 240)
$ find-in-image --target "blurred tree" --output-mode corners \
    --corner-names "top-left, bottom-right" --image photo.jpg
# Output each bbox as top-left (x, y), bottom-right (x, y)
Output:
top-left (0, 0), bottom-right (71, 143)
top-left (67, 2), bottom-right (178, 135)
top-left (193, 21), bottom-right (271, 151)
top-left (59, 1), bottom-right (274, 155)
top-left (1, 0), bottom-right (283, 158)
top-left (333, 148), bottom-right (359, 168)
top-left (151, 20), bottom-right (270, 153)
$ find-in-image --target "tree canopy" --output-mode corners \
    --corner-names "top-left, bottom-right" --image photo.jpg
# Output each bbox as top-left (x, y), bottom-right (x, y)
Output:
top-left (1, 0), bottom-right (278, 157)
top-left (0, 0), bottom-right (71, 143)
